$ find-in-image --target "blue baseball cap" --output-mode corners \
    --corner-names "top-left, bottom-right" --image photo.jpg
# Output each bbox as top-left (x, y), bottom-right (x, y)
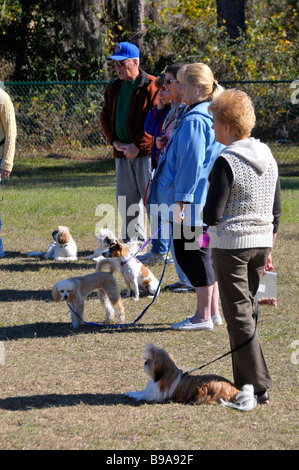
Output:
top-left (108, 42), bottom-right (140, 61)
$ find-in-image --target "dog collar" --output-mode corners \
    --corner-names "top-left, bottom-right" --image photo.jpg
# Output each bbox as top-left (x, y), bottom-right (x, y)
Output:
top-left (121, 256), bottom-right (140, 266)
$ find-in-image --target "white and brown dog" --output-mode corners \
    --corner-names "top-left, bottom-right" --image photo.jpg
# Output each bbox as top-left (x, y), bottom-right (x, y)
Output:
top-left (45, 225), bottom-right (78, 261)
top-left (126, 343), bottom-right (257, 411)
top-left (52, 259), bottom-right (125, 328)
top-left (94, 229), bottom-right (160, 301)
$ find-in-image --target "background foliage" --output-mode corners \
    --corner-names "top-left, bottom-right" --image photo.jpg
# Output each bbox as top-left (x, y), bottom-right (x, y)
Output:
top-left (0, 0), bottom-right (298, 81)
top-left (1, 1), bottom-right (298, 166)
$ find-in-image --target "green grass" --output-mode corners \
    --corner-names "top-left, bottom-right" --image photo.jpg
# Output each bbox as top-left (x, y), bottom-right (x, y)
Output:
top-left (0, 154), bottom-right (298, 450)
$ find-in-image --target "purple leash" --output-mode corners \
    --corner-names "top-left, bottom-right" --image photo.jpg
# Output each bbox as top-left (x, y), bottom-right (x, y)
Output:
top-left (121, 224), bottom-right (162, 266)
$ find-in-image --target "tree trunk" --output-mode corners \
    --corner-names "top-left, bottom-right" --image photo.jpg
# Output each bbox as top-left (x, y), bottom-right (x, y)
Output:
top-left (14, 0), bottom-right (37, 80)
top-left (216, 0), bottom-right (246, 42)
top-left (132, 0), bottom-right (145, 49)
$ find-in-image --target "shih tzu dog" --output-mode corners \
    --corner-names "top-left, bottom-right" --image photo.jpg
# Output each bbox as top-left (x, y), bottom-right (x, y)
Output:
top-left (126, 343), bottom-right (257, 411)
top-left (52, 258), bottom-right (125, 328)
top-left (45, 225), bottom-right (78, 261)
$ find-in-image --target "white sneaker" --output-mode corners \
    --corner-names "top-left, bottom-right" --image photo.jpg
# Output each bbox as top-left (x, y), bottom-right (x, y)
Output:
top-left (212, 315), bottom-right (223, 326)
top-left (171, 318), bottom-right (213, 331)
top-left (137, 252), bottom-right (166, 264)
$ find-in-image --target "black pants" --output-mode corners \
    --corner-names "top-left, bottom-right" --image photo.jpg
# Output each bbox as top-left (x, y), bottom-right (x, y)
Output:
top-left (172, 223), bottom-right (216, 288)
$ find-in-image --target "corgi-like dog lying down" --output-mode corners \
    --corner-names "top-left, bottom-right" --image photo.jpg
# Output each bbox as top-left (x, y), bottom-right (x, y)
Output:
top-left (93, 229), bottom-right (160, 301)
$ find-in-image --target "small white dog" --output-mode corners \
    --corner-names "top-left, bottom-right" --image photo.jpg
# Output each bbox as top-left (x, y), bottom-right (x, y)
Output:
top-left (126, 343), bottom-right (257, 411)
top-left (52, 259), bottom-right (125, 328)
top-left (85, 228), bottom-right (139, 261)
top-left (45, 226), bottom-right (78, 261)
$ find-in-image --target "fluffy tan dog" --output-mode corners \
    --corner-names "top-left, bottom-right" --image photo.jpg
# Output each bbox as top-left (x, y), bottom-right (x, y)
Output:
top-left (126, 343), bottom-right (257, 411)
top-left (52, 259), bottom-right (125, 328)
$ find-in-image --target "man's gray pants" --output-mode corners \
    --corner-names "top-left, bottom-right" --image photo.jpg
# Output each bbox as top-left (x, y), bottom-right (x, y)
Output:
top-left (115, 156), bottom-right (151, 242)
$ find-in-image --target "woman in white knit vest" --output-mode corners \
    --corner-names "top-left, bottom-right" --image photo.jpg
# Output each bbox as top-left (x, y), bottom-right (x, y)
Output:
top-left (203, 89), bottom-right (281, 405)
top-left (0, 86), bottom-right (16, 179)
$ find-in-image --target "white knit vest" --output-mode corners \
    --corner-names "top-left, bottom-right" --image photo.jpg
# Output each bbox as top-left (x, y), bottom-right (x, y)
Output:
top-left (209, 152), bottom-right (278, 249)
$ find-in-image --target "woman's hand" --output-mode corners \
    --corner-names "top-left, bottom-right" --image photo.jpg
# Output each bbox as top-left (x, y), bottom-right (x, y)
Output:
top-left (0, 169), bottom-right (10, 179)
top-left (263, 251), bottom-right (274, 275)
top-left (155, 135), bottom-right (167, 150)
top-left (173, 202), bottom-right (185, 224)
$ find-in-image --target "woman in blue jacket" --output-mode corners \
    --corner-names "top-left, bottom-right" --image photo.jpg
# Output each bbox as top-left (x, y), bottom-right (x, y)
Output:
top-left (148, 63), bottom-right (224, 330)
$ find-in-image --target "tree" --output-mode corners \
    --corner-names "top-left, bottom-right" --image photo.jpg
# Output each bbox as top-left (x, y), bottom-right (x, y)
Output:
top-left (0, 0), bottom-right (297, 81)
top-left (8, 0), bottom-right (37, 80)
top-left (216, 0), bottom-right (246, 42)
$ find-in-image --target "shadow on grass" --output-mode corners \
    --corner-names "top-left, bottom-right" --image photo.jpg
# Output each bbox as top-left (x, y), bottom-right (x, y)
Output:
top-left (0, 287), bottom-right (154, 302)
top-left (14, 158), bottom-right (115, 178)
top-left (0, 253), bottom-right (94, 272)
top-left (0, 392), bottom-right (140, 410)
top-left (11, 159), bottom-right (116, 189)
top-left (0, 288), bottom-right (51, 302)
top-left (0, 321), bottom-right (172, 341)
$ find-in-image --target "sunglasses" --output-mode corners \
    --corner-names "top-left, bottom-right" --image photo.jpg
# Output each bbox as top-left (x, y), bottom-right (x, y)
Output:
top-left (164, 79), bottom-right (179, 85)
top-left (113, 59), bottom-right (129, 68)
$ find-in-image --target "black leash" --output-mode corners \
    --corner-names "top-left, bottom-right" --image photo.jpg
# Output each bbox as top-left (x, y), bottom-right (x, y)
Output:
top-left (183, 299), bottom-right (258, 376)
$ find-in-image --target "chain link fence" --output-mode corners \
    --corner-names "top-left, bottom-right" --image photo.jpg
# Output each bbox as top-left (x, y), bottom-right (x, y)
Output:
top-left (3, 79), bottom-right (299, 168)
top-left (3, 81), bottom-right (109, 157)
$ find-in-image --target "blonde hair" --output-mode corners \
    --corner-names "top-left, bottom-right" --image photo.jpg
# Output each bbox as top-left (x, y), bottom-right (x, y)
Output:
top-left (177, 63), bottom-right (223, 101)
top-left (209, 89), bottom-right (256, 139)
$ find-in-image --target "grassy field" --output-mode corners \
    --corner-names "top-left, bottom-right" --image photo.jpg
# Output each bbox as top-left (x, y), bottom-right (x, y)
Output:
top-left (0, 154), bottom-right (298, 451)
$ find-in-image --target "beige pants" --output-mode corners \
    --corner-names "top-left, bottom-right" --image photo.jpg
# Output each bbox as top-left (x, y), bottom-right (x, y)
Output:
top-left (212, 247), bottom-right (272, 393)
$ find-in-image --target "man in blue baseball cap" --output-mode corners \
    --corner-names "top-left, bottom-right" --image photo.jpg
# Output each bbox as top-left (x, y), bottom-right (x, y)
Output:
top-left (107, 41), bottom-right (140, 61)
top-left (101, 42), bottom-right (158, 243)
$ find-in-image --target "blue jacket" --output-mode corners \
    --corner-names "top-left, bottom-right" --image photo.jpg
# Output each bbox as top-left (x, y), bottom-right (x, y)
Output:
top-left (147, 102), bottom-right (224, 226)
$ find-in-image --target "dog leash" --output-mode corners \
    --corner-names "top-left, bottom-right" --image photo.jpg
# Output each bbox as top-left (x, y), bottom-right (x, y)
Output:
top-left (0, 160), bottom-right (8, 202)
top-left (0, 179), bottom-right (4, 203)
top-left (66, 231), bottom-right (171, 329)
top-left (183, 301), bottom-right (259, 376)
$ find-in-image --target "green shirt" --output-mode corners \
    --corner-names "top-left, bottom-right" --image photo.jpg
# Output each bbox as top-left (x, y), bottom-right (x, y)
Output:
top-left (115, 76), bottom-right (140, 143)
